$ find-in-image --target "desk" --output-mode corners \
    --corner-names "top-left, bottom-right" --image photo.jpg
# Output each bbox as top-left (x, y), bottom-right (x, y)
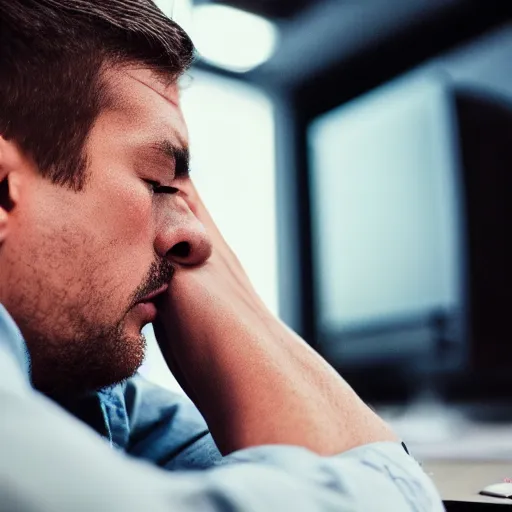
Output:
top-left (381, 402), bottom-right (512, 506)
top-left (423, 461), bottom-right (512, 505)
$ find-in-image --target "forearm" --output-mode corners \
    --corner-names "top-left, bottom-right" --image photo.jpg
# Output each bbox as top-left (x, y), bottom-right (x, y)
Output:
top-left (155, 178), bottom-right (397, 456)
top-left (155, 268), bottom-right (396, 456)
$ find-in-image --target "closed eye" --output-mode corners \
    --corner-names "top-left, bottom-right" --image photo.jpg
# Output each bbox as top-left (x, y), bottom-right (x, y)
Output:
top-left (145, 180), bottom-right (179, 195)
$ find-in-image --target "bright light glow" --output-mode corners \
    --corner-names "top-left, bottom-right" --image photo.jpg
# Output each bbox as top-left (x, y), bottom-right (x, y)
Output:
top-left (180, 71), bottom-right (278, 313)
top-left (191, 4), bottom-right (278, 72)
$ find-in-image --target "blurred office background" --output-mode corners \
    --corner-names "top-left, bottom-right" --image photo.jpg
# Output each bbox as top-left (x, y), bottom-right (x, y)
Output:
top-left (140, 0), bottom-right (512, 460)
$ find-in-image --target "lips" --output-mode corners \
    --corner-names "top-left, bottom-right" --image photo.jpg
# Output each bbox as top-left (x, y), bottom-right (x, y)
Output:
top-left (133, 284), bottom-right (169, 323)
top-left (137, 284), bottom-right (169, 305)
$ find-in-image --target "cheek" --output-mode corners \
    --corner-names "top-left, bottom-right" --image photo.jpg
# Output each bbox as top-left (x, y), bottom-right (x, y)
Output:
top-left (104, 187), bottom-right (154, 247)
top-left (10, 181), bottom-right (155, 326)
top-left (94, 190), bottom-right (156, 304)
top-left (70, 188), bottom-right (155, 316)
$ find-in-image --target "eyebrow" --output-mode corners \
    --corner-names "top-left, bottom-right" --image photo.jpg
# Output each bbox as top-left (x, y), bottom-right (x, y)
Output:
top-left (148, 139), bottom-right (190, 179)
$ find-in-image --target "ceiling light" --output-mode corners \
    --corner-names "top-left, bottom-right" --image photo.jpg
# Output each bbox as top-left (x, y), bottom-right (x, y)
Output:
top-left (191, 4), bottom-right (278, 73)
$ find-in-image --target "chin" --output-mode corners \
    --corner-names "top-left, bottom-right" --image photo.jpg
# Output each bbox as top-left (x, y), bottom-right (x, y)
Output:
top-left (31, 326), bottom-right (147, 398)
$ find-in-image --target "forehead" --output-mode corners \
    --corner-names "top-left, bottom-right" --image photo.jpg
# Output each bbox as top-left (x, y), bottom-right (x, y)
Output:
top-left (100, 66), bottom-right (188, 145)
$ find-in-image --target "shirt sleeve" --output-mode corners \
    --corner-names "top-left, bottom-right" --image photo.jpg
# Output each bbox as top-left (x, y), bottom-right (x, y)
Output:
top-left (0, 385), bottom-right (444, 510)
top-left (123, 374), bottom-right (224, 470)
top-left (0, 343), bottom-right (444, 512)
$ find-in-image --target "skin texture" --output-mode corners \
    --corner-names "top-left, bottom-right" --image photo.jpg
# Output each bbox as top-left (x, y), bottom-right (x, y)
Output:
top-left (0, 64), bottom-right (397, 455)
top-left (0, 66), bottom-right (211, 396)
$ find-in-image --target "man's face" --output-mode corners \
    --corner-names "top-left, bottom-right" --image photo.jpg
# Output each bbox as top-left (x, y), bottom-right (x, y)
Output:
top-left (0, 67), bottom-right (211, 396)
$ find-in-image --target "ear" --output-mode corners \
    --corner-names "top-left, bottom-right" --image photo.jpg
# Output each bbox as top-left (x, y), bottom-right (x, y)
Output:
top-left (0, 135), bottom-right (24, 243)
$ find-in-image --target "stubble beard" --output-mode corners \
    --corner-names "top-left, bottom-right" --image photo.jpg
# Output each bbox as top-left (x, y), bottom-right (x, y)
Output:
top-left (30, 257), bottom-right (173, 397)
top-left (26, 308), bottom-right (147, 398)
top-left (7, 251), bottom-right (173, 398)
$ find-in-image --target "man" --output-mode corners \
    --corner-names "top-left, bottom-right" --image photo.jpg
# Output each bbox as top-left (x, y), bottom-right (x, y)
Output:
top-left (0, 1), bottom-right (443, 510)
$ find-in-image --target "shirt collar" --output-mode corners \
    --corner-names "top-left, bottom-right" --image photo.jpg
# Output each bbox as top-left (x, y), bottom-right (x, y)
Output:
top-left (0, 303), bottom-right (31, 383)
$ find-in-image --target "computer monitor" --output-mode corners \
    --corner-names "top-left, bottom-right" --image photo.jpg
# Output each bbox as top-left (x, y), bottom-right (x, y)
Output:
top-left (308, 72), bottom-right (467, 402)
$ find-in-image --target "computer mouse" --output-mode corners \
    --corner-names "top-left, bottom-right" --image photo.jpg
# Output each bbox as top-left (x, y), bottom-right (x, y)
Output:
top-left (480, 482), bottom-right (512, 499)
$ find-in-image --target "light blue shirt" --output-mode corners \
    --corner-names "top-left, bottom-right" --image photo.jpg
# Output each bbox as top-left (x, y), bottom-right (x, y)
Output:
top-left (0, 304), bottom-right (444, 511)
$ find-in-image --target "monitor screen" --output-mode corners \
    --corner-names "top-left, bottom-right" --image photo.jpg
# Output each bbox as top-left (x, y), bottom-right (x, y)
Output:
top-left (308, 73), bottom-right (465, 369)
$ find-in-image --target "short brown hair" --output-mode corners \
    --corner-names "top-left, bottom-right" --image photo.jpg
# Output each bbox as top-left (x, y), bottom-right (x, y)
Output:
top-left (0, 0), bottom-right (194, 190)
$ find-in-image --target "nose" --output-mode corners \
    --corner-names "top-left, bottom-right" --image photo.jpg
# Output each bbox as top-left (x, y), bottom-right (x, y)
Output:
top-left (155, 196), bottom-right (212, 267)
